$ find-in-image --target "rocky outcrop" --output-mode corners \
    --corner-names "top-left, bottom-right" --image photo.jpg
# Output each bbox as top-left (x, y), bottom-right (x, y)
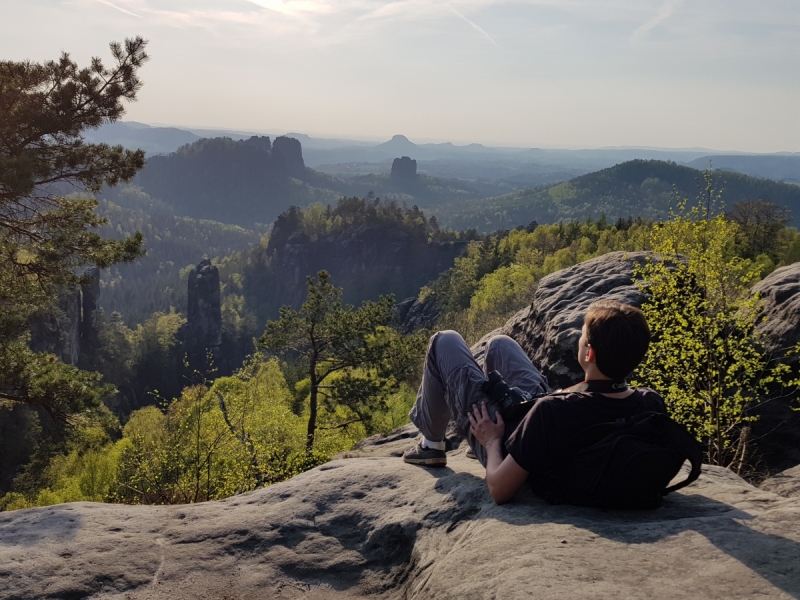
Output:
top-left (753, 262), bottom-right (800, 366)
top-left (28, 269), bottom-right (101, 366)
top-left (134, 135), bottom-right (301, 226)
top-left (3, 438), bottom-right (800, 600)
top-left (242, 134), bottom-right (271, 152)
top-left (273, 136), bottom-right (306, 178)
top-left (749, 262), bottom-right (800, 471)
top-left (80, 267), bottom-right (101, 353)
top-left (186, 258), bottom-right (222, 368)
top-left (395, 295), bottom-right (439, 333)
top-left (473, 251), bottom-right (653, 388)
top-left (391, 156), bottom-right (417, 181)
top-left (760, 464), bottom-right (800, 499)
top-left (273, 225), bottom-right (466, 310)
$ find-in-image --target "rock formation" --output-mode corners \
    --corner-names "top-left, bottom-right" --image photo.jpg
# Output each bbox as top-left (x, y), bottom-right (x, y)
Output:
top-left (80, 267), bottom-right (101, 354)
top-left (750, 262), bottom-right (800, 471)
top-left (271, 225), bottom-right (466, 311)
top-left (752, 262), bottom-right (800, 367)
top-left (134, 135), bottom-right (303, 226)
top-left (394, 295), bottom-right (439, 333)
top-left (273, 136), bottom-right (306, 178)
top-left (3, 433), bottom-right (800, 599)
top-left (28, 268), bottom-right (102, 366)
top-left (391, 156), bottom-right (417, 181)
top-left (473, 251), bottom-right (653, 388)
top-left (186, 258), bottom-right (222, 369)
top-left (242, 135), bottom-right (272, 152)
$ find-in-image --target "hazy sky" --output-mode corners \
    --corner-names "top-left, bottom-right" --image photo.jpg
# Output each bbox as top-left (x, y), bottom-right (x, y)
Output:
top-left (2, 0), bottom-right (799, 151)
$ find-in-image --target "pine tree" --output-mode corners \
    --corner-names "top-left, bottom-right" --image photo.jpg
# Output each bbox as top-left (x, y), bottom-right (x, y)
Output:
top-left (0, 37), bottom-right (149, 423)
top-left (259, 271), bottom-right (423, 450)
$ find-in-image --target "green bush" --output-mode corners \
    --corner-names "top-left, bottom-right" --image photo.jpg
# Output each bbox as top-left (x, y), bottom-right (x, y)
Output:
top-left (632, 180), bottom-right (794, 472)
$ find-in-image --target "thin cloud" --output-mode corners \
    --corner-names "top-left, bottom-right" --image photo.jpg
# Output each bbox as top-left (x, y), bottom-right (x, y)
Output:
top-left (94, 0), bottom-right (141, 18)
top-left (632, 0), bottom-right (683, 41)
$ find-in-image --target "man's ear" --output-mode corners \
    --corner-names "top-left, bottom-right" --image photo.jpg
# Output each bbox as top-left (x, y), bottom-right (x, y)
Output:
top-left (586, 346), bottom-right (596, 363)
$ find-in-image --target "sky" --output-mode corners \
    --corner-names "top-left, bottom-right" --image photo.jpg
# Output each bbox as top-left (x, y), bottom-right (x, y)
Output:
top-left (1, 0), bottom-right (799, 151)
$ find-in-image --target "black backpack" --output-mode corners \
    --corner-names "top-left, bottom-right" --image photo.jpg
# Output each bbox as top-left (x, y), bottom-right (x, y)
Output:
top-left (536, 411), bottom-right (703, 509)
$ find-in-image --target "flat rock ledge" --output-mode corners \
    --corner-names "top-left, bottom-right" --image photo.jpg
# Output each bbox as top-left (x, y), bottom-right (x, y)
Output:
top-left (2, 437), bottom-right (800, 600)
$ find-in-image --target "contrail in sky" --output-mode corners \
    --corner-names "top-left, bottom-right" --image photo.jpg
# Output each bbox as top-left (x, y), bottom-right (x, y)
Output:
top-left (449, 4), bottom-right (499, 47)
top-left (632, 0), bottom-right (683, 41)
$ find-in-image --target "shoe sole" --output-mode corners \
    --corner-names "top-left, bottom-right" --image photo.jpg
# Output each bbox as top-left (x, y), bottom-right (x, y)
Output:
top-left (403, 457), bottom-right (447, 467)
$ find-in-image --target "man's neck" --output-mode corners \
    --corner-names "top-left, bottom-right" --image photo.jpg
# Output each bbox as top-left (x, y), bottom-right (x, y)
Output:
top-left (569, 368), bottom-right (634, 398)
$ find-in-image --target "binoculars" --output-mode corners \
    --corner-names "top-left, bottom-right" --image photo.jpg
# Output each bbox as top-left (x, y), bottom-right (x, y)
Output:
top-left (481, 370), bottom-right (534, 414)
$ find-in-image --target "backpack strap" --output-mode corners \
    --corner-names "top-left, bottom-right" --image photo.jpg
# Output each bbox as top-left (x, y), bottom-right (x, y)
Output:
top-left (661, 417), bottom-right (704, 494)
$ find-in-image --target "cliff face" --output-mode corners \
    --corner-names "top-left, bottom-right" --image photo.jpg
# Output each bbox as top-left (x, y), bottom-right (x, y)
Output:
top-left (28, 268), bottom-right (102, 366)
top-left (253, 224), bottom-right (466, 316)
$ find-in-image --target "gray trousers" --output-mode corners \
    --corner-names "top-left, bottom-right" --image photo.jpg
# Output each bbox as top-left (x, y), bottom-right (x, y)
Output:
top-left (408, 331), bottom-right (550, 467)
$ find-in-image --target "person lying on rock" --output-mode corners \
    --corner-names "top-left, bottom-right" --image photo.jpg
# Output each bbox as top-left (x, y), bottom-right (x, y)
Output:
top-left (402, 299), bottom-right (668, 505)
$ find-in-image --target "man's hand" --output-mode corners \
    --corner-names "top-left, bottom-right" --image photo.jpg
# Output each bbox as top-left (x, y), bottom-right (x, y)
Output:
top-left (467, 401), bottom-right (529, 504)
top-left (468, 401), bottom-right (505, 450)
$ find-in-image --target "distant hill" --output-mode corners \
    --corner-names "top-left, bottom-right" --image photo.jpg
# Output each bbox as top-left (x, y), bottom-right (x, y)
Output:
top-left (687, 155), bottom-right (800, 184)
top-left (315, 159), bottom-right (585, 189)
top-left (131, 135), bottom-right (341, 227)
top-left (83, 121), bottom-right (201, 155)
top-left (302, 138), bottom-right (721, 170)
top-left (431, 160), bottom-right (800, 233)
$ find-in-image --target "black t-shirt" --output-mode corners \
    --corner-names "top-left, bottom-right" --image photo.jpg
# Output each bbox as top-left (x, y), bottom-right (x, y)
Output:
top-left (505, 388), bottom-right (667, 491)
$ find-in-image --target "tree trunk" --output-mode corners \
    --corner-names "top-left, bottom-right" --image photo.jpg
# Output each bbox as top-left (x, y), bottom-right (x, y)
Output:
top-left (306, 361), bottom-right (318, 452)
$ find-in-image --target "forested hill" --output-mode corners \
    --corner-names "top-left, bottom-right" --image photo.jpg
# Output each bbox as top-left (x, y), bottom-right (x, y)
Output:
top-left (432, 160), bottom-right (800, 233)
top-left (132, 135), bottom-right (339, 226)
top-left (226, 198), bottom-right (471, 327)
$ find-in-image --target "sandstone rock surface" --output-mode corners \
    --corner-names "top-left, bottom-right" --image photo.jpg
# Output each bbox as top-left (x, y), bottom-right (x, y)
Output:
top-left (3, 431), bottom-right (800, 600)
top-left (761, 464), bottom-right (800, 499)
top-left (473, 251), bottom-right (653, 388)
top-left (753, 262), bottom-right (800, 366)
top-left (748, 262), bottom-right (800, 471)
top-left (394, 296), bottom-right (439, 333)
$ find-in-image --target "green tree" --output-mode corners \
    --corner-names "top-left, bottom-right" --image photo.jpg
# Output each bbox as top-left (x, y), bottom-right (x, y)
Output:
top-left (632, 176), bottom-right (790, 472)
top-left (259, 271), bottom-right (423, 450)
top-left (727, 199), bottom-right (792, 261)
top-left (0, 37), bottom-right (148, 422)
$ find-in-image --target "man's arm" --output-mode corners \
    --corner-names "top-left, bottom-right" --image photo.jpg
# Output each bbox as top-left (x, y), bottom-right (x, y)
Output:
top-left (468, 402), bottom-right (529, 505)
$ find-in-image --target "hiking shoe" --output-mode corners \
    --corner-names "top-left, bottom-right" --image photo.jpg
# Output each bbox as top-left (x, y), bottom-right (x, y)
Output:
top-left (403, 442), bottom-right (447, 467)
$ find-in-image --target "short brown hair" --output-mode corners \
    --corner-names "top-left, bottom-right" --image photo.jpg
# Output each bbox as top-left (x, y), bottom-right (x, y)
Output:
top-left (584, 300), bottom-right (650, 381)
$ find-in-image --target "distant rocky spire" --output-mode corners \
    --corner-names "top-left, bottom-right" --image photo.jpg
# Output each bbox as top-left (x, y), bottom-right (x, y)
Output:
top-left (391, 156), bottom-right (417, 181)
top-left (273, 136), bottom-right (305, 178)
top-left (187, 258), bottom-right (222, 370)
